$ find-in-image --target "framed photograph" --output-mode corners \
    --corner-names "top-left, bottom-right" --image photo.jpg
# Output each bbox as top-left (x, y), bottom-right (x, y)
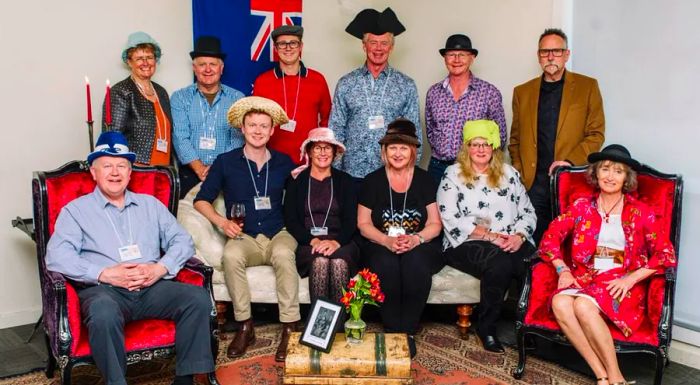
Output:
top-left (299, 297), bottom-right (343, 353)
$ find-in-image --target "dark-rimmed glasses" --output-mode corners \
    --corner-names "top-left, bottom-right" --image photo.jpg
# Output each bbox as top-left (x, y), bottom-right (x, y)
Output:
top-left (274, 40), bottom-right (301, 49)
top-left (538, 48), bottom-right (567, 57)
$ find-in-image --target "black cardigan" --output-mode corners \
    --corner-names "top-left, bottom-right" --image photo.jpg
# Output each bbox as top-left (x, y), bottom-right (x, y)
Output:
top-left (284, 167), bottom-right (358, 246)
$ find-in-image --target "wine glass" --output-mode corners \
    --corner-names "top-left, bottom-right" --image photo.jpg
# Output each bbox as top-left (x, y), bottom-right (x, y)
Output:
top-left (229, 203), bottom-right (246, 239)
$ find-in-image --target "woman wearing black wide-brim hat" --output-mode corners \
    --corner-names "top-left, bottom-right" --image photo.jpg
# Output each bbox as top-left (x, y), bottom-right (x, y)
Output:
top-left (538, 144), bottom-right (676, 385)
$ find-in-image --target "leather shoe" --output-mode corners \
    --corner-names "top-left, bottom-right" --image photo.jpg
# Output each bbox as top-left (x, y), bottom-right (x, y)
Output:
top-left (227, 318), bottom-right (255, 358)
top-left (479, 334), bottom-right (505, 353)
top-left (275, 321), bottom-right (299, 362)
top-left (407, 335), bottom-right (417, 358)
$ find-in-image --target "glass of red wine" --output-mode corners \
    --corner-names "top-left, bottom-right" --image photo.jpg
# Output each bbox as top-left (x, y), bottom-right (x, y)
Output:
top-left (229, 203), bottom-right (246, 239)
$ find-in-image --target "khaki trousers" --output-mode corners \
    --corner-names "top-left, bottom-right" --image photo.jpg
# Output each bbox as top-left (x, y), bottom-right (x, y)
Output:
top-left (222, 230), bottom-right (300, 322)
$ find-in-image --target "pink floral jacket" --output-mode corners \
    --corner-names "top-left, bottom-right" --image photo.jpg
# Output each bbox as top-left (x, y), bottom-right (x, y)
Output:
top-left (539, 194), bottom-right (677, 336)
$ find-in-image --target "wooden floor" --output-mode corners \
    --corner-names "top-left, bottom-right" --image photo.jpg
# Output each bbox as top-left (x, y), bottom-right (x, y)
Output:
top-left (2, 304), bottom-right (699, 384)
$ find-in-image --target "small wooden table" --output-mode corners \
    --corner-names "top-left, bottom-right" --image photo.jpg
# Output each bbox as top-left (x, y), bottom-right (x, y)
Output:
top-left (283, 332), bottom-right (413, 384)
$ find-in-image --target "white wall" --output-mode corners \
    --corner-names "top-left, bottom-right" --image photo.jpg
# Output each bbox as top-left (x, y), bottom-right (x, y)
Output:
top-left (0, 0), bottom-right (193, 327)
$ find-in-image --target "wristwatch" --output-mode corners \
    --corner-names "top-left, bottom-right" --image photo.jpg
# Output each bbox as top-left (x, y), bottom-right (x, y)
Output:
top-left (516, 232), bottom-right (527, 242)
top-left (415, 233), bottom-right (425, 244)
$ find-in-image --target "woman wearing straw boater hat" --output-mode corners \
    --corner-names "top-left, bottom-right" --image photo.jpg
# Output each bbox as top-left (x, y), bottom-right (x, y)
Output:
top-left (540, 144), bottom-right (676, 385)
top-left (284, 128), bottom-right (360, 305)
top-left (105, 31), bottom-right (173, 166)
top-left (357, 118), bottom-right (444, 358)
top-left (193, 96), bottom-right (301, 362)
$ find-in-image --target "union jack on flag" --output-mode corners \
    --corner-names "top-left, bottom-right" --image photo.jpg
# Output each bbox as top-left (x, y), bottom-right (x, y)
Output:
top-left (193, 0), bottom-right (303, 94)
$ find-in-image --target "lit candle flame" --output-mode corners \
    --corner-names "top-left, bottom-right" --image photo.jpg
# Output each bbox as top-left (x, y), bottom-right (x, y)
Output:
top-left (85, 76), bottom-right (89, 84)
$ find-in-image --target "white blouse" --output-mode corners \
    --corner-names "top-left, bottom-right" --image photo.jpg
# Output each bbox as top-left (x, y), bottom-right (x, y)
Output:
top-left (437, 163), bottom-right (537, 250)
top-left (597, 213), bottom-right (625, 250)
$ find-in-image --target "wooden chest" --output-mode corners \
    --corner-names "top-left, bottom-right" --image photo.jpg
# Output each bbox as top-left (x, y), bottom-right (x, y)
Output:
top-left (283, 332), bottom-right (413, 384)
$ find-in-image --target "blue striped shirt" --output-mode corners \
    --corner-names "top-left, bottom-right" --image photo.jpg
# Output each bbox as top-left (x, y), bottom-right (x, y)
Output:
top-left (46, 188), bottom-right (195, 285)
top-left (171, 83), bottom-right (245, 165)
top-left (329, 65), bottom-right (421, 178)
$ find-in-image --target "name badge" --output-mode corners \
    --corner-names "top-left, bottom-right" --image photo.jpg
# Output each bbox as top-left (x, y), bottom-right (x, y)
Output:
top-left (594, 256), bottom-right (616, 271)
top-left (156, 138), bottom-right (169, 153)
top-left (310, 227), bottom-right (328, 236)
top-left (387, 225), bottom-right (405, 237)
top-left (368, 115), bottom-right (385, 130)
top-left (280, 120), bottom-right (297, 132)
top-left (199, 136), bottom-right (216, 150)
top-left (118, 244), bottom-right (142, 261)
top-left (254, 196), bottom-right (272, 210)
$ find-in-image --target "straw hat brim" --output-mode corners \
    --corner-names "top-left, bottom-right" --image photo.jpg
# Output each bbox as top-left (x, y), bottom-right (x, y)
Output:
top-left (227, 96), bottom-right (289, 129)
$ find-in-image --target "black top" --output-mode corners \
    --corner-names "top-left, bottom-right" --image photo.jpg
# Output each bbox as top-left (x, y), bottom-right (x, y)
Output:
top-left (359, 167), bottom-right (437, 234)
top-left (284, 167), bottom-right (358, 245)
top-left (535, 72), bottom-right (565, 185)
top-left (195, 148), bottom-right (295, 238)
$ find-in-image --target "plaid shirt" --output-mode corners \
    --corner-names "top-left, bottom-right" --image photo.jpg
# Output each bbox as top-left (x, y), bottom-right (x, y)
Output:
top-left (425, 73), bottom-right (506, 161)
top-left (171, 83), bottom-right (245, 165)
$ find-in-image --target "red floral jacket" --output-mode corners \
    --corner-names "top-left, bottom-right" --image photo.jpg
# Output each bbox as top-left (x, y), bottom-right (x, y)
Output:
top-left (539, 194), bottom-right (676, 336)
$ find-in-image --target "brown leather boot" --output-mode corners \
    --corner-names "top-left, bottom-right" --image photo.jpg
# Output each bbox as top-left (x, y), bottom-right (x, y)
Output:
top-left (227, 318), bottom-right (255, 358)
top-left (275, 321), bottom-right (299, 362)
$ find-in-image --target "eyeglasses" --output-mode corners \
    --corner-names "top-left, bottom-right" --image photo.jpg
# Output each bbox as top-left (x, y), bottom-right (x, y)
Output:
top-left (312, 145), bottom-right (333, 154)
top-left (131, 55), bottom-right (156, 63)
top-left (468, 142), bottom-right (492, 150)
top-left (538, 48), bottom-right (567, 58)
top-left (274, 40), bottom-right (301, 49)
top-left (444, 52), bottom-right (472, 60)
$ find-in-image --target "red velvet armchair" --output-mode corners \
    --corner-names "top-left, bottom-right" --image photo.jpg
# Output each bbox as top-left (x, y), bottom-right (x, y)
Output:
top-left (32, 161), bottom-right (219, 385)
top-left (512, 165), bottom-right (683, 385)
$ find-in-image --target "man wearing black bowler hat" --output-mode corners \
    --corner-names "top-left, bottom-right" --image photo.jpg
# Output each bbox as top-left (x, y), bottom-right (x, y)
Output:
top-left (425, 34), bottom-right (507, 183)
top-left (172, 36), bottom-right (245, 198)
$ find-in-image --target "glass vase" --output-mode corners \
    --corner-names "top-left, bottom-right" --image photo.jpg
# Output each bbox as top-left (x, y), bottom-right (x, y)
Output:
top-left (344, 317), bottom-right (367, 344)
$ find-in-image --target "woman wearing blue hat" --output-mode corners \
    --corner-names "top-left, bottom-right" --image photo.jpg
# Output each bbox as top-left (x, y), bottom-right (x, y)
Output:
top-left (103, 31), bottom-right (172, 166)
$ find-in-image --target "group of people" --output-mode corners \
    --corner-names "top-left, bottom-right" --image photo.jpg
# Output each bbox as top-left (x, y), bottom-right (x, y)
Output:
top-left (44, 6), bottom-right (677, 385)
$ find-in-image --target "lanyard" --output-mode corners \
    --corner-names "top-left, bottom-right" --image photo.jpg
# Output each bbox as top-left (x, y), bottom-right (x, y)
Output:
top-left (243, 148), bottom-right (269, 197)
top-left (307, 174), bottom-right (333, 230)
top-left (363, 69), bottom-right (392, 117)
top-left (134, 79), bottom-right (167, 141)
top-left (281, 72), bottom-right (301, 121)
top-left (105, 206), bottom-right (134, 247)
top-left (199, 92), bottom-right (219, 139)
top-left (386, 168), bottom-right (408, 228)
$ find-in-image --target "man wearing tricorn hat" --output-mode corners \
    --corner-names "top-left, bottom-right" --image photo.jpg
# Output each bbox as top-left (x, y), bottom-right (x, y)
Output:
top-left (329, 7), bottom-right (421, 180)
top-left (425, 34), bottom-right (507, 183)
top-left (171, 36), bottom-right (245, 198)
top-left (194, 96), bottom-right (300, 362)
top-left (253, 25), bottom-right (332, 165)
top-left (46, 131), bottom-right (215, 385)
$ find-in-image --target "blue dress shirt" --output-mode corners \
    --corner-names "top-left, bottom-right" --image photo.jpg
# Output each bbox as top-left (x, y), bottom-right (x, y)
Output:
top-left (194, 148), bottom-right (295, 238)
top-left (46, 188), bottom-right (195, 285)
top-left (171, 83), bottom-right (245, 165)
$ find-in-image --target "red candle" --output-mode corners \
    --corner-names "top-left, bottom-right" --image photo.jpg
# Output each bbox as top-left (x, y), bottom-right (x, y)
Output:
top-left (85, 76), bottom-right (92, 122)
top-left (105, 79), bottom-right (112, 125)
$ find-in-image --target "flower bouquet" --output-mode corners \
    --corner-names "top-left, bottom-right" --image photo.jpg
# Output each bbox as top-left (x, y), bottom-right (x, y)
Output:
top-left (340, 268), bottom-right (385, 343)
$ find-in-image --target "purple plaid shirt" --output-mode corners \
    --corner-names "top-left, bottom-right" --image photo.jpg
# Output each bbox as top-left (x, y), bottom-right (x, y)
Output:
top-left (425, 73), bottom-right (507, 161)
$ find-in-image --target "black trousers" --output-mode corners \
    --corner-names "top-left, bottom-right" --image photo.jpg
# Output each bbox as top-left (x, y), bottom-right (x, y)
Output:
top-left (528, 175), bottom-right (553, 246)
top-left (364, 241), bottom-right (444, 335)
top-left (445, 240), bottom-right (535, 337)
top-left (77, 280), bottom-right (215, 385)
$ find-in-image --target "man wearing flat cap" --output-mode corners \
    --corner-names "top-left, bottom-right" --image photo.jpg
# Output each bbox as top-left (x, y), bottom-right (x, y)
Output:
top-left (509, 28), bottom-right (605, 244)
top-left (253, 25), bottom-right (332, 165)
top-left (425, 34), bottom-right (507, 184)
top-left (171, 36), bottom-right (245, 198)
top-left (329, 7), bottom-right (421, 180)
top-left (194, 96), bottom-right (300, 362)
top-left (46, 131), bottom-right (215, 385)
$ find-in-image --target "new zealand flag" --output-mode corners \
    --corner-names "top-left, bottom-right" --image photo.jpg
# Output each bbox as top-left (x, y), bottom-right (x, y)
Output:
top-left (192, 0), bottom-right (303, 95)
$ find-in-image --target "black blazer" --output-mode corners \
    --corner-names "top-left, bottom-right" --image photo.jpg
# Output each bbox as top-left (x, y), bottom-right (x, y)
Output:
top-left (284, 167), bottom-right (358, 246)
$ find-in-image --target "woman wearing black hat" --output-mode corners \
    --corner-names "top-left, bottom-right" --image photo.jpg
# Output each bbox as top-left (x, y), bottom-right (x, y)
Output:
top-left (539, 145), bottom-right (677, 385)
top-left (356, 118), bottom-right (444, 358)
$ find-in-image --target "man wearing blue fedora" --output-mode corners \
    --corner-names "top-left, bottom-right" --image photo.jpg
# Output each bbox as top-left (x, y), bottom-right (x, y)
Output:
top-left (46, 131), bottom-right (214, 385)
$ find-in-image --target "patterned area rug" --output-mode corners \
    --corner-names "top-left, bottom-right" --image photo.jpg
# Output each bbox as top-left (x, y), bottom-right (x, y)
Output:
top-left (0, 323), bottom-right (591, 385)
